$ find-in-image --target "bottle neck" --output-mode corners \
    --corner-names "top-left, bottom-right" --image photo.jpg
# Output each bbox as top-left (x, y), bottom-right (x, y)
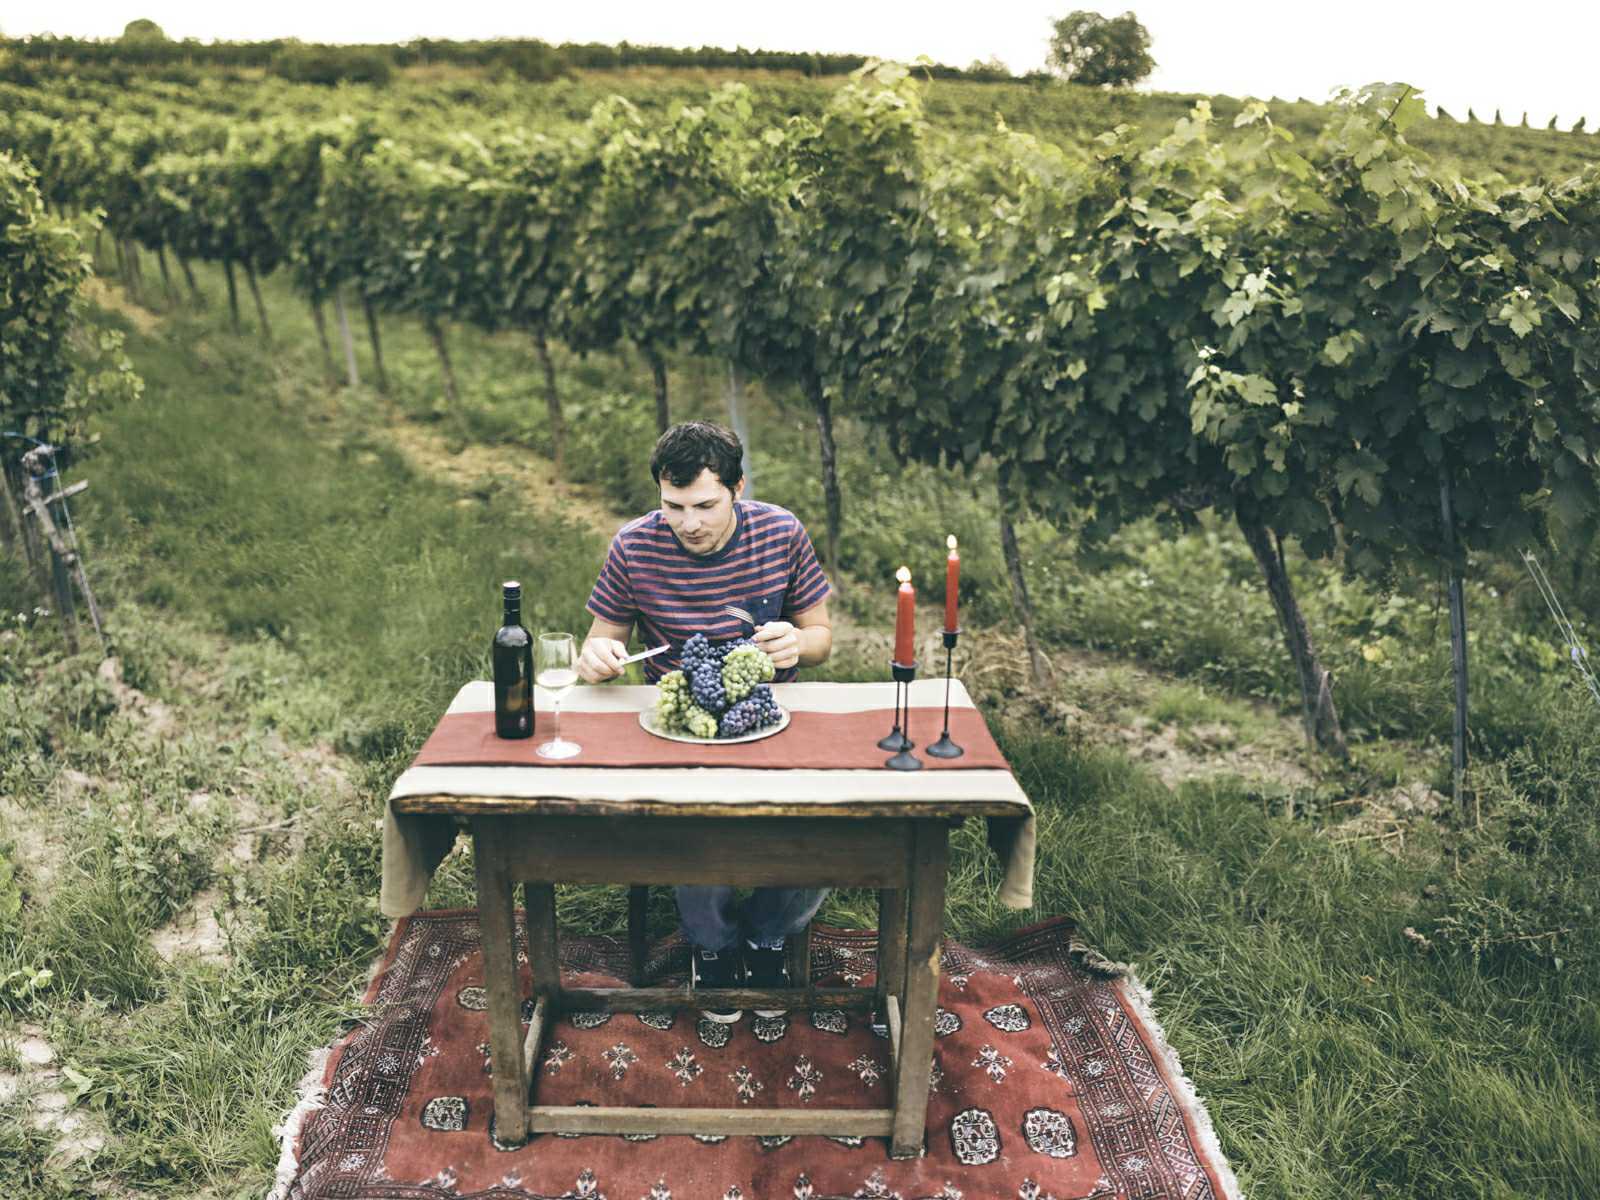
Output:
top-left (503, 597), bottom-right (522, 626)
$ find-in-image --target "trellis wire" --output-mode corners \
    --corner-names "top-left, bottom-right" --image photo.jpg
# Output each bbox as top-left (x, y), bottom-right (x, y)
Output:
top-left (1521, 550), bottom-right (1600, 710)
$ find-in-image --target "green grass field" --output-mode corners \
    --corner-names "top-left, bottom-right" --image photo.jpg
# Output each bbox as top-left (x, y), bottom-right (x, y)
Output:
top-left (1, 245), bottom-right (1597, 1198)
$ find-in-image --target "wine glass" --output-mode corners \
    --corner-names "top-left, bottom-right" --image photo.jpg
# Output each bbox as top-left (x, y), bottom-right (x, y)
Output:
top-left (535, 632), bottom-right (581, 760)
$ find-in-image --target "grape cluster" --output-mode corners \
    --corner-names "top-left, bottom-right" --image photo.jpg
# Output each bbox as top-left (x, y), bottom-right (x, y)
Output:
top-left (680, 633), bottom-right (728, 674)
top-left (684, 704), bottom-right (720, 739)
top-left (722, 644), bottom-right (775, 702)
top-left (689, 662), bottom-right (728, 714)
top-left (718, 683), bottom-right (782, 737)
top-left (652, 634), bottom-right (782, 740)
top-left (653, 670), bottom-right (694, 730)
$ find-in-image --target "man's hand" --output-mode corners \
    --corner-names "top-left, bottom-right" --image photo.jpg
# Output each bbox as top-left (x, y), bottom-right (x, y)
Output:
top-left (753, 621), bottom-right (801, 671)
top-left (577, 637), bottom-right (629, 683)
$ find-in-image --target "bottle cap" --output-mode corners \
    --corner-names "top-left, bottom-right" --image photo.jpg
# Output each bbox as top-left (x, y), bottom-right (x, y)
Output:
top-left (502, 580), bottom-right (522, 598)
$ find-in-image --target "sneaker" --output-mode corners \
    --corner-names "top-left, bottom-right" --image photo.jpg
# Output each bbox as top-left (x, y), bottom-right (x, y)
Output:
top-left (690, 947), bottom-right (744, 1024)
top-left (743, 943), bottom-right (789, 1018)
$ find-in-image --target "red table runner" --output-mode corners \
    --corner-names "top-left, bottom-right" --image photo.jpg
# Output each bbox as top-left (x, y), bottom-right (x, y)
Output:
top-left (413, 706), bottom-right (1008, 770)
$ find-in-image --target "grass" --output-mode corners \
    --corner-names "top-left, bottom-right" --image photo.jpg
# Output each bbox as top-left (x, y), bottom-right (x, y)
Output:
top-left (0, 254), bottom-right (1595, 1197)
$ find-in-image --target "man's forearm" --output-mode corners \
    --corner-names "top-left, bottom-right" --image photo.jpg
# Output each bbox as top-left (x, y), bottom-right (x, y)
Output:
top-left (796, 624), bottom-right (832, 668)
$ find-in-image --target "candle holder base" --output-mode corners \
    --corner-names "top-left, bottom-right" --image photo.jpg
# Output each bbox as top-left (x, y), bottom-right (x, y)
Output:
top-left (885, 746), bottom-right (924, 771)
top-left (928, 631), bottom-right (964, 758)
top-left (879, 660), bottom-right (919, 766)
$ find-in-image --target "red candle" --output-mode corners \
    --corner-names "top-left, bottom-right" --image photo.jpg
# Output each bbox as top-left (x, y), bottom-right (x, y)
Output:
top-left (944, 534), bottom-right (960, 633)
top-left (894, 566), bottom-right (915, 665)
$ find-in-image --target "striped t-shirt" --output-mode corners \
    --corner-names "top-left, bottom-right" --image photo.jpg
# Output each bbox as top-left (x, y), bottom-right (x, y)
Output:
top-left (586, 500), bottom-right (832, 683)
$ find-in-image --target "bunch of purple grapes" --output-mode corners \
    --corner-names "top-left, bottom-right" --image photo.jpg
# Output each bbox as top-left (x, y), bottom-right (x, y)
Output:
top-left (679, 633), bottom-right (722, 673)
top-left (680, 633), bottom-right (759, 716)
top-left (718, 683), bottom-right (781, 737)
top-left (689, 662), bottom-right (728, 714)
top-left (681, 634), bottom-right (727, 712)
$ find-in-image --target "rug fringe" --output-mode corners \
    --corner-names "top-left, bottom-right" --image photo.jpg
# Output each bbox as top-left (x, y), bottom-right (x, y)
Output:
top-left (265, 1044), bottom-right (333, 1200)
top-left (267, 934), bottom-right (396, 1200)
top-left (1118, 972), bottom-right (1247, 1200)
top-left (1064, 931), bottom-right (1131, 978)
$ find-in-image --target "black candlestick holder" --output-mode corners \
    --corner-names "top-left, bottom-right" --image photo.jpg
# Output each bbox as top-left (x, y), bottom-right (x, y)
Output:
top-left (876, 660), bottom-right (911, 752)
top-left (883, 660), bottom-right (923, 770)
top-left (926, 628), bottom-right (965, 759)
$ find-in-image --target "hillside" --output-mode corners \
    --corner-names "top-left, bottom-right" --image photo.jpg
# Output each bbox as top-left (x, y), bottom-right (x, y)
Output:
top-left (3, 38), bottom-right (1596, 182)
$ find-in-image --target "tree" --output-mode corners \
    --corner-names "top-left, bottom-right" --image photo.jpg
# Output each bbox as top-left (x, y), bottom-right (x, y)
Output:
top-left (121, 19), bottom-right (167, 41)
top-left (1046, 10), bottom-right (1154, 88)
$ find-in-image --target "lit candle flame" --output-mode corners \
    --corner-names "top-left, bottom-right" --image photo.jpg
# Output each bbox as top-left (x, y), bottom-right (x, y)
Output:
top-left (947, 534), bottom-right (958, 553)
top-left (896, 565), bottom-right (911, 584)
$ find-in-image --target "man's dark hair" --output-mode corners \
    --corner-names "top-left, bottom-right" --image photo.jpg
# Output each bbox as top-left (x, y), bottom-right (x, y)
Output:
top-left (650, 421), bottom-right (744, 490)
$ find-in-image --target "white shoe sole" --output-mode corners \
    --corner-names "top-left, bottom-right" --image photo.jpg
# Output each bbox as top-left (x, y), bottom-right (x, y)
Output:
top-left (692, 955), bottom-right (743, 1024)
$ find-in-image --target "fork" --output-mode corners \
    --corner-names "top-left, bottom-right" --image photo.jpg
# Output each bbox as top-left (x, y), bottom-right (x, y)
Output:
top-left (723, 604), bottom-right (756, 634)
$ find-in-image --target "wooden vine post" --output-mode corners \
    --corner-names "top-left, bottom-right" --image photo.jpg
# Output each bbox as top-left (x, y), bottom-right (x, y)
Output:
top-left (223, 259), bottom-right (243, 332)
top-left (725, 361), bottom-right (754, 500)
top-left (645, 347), bottom-right (670, 436)
top-left (997, 476), bottom-right (1053, 689)
top-left (334, 287), bottom-right (361, 388)
top-left (803, 373), bottom-right (844, 587)
top-left (19, 445), bottom-right (106, 656)
top-left (177, 255), bottom-right (205, 306)
top-left (425, 315), bottom-right (459, 407)
top-left (533, 328), bottom-right (565, 468)
top-left (1439, 467), bottom-right (1469, 813)
top-left (155, 244), bottom-right (178, 307)
top-left (244, 262), bottom-right (274, 344)
top-left (363, 296), bottom-right (390, 395)
top-left (309, 297), bottom-right (337, 381)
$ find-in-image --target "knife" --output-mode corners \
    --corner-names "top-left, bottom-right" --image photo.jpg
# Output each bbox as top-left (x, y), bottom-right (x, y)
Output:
top-left (620, 644), bottom-right (671, 666)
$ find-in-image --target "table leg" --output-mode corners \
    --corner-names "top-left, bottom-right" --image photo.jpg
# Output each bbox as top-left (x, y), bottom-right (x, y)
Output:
top-left (890, 820), bottom-right (948, 1159)
top-left (474, 828), bottom-right (530, 1146)
top-left (785, 921), bottom-right (813, 989)
top-left (523, 883), bottom-right (561, 1003)
top-left (875, 887), bottom-right (908, 1020)
top-left (627, 885), bottom-right (650, 986)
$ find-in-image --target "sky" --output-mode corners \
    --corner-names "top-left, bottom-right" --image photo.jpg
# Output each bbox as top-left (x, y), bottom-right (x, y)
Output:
top-left (7, 1), bottom-right (1600, 129)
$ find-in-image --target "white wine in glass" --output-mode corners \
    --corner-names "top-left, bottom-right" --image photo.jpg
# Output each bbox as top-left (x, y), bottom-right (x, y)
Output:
top-left (536, 632), bottom-right (581, 759)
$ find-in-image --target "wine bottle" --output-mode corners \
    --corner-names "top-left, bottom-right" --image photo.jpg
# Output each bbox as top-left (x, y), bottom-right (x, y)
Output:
top-left (493, 581), bottom-right (535, 739)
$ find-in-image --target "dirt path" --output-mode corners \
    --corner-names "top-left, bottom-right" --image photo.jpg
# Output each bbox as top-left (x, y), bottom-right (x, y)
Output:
top-left (379, 420), bottom-right (624, 543)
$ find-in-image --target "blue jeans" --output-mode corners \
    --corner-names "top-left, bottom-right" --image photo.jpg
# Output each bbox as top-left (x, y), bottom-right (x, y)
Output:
top-left (675, 886), bottom-right (828, 951)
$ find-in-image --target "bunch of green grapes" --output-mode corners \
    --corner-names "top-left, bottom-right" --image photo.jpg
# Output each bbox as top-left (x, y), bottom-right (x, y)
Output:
top-left (683, 705), bottom-right (720, 739)
top-left (722, 644), bottom-right (775, 703)
top-left (653, 668), bottom-right (721, 738)
top-left (653, 670), bottom-right (693, 729)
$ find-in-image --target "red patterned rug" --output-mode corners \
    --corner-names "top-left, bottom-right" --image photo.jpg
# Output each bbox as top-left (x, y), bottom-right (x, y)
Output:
top-left (271, 913), bottom-right (1240, 1200)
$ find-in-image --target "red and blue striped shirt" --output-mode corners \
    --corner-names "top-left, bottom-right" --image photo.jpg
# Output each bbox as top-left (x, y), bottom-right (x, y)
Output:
top-left (586, 500), bottom-right (832, 682)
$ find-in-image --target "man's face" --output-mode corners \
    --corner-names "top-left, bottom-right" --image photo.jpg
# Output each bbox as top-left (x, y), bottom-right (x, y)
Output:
top-left (660, 467), bottom-right (743, 556)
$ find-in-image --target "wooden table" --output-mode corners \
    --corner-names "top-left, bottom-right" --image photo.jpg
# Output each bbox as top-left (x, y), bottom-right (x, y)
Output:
top-left (388, 681), bottom-right (1032, 1158)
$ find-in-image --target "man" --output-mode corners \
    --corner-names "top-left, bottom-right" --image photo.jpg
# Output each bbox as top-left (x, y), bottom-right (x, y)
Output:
top-left (578, 420), bottom-right (833, 1022)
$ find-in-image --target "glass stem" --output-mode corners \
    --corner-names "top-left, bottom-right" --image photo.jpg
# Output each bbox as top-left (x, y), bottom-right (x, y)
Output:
top-left (552, 700), bottom-right (563, 745)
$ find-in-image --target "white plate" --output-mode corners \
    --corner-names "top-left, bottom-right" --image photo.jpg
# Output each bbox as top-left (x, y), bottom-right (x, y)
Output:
top-left (638, 704), bottom-right (791, 745)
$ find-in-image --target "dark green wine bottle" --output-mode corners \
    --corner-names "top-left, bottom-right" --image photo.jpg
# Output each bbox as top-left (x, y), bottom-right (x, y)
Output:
top-left (493, 581), bottom-right (535, 739)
